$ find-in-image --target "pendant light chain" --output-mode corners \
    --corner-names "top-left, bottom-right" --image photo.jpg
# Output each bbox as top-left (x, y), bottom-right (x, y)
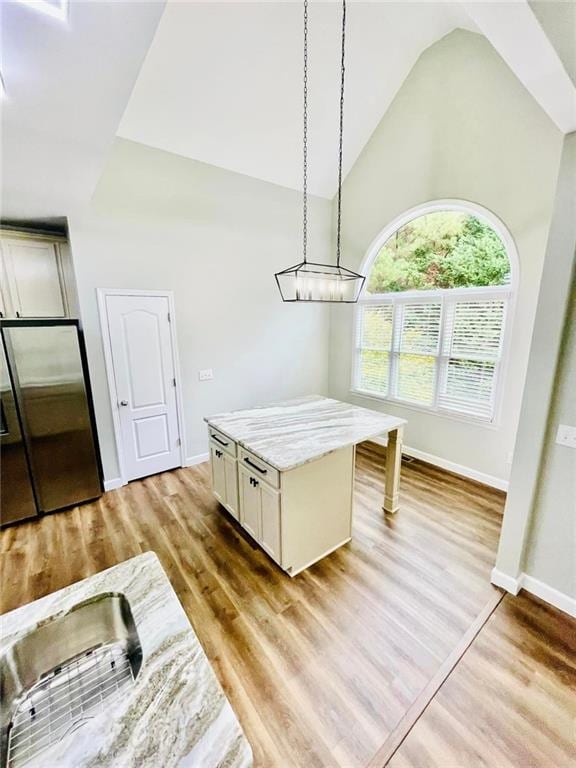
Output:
top-left (302, 0), bottom-right (309, 264)
top-left (336, 0), bottom-right (346, 268)
top-left (275, 0), bottom-right (364, 303)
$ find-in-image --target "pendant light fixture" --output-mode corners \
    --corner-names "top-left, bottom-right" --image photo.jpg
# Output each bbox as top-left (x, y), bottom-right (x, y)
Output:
top-left (275, 0), bottom-right (365, 303)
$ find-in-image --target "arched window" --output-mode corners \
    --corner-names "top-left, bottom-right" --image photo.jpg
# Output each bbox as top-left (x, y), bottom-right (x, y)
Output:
top-left (353, 201), bottom-right (517, 423)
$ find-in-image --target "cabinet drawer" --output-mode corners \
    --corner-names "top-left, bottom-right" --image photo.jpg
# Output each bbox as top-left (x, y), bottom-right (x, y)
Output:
top-left (208, 426), bottom-right (236, 457)
top-left (238, 447), bottom-right (279, 489)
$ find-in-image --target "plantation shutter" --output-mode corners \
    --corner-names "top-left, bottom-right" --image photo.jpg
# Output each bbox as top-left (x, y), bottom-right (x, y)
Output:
top-left (357, 304), bottom-right (393, 395)
top-left (355, 293), bottom-right (509, 422)
top-left (393, 302), bottom-right (442, 405)
top-left (438, 299), bottom-right (506, 419)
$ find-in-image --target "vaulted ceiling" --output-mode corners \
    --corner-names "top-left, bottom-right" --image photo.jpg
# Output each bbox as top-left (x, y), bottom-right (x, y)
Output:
top-left (1, 0), bottom-right (574, 217)
top-left (117, 1), bottom-right (479, 198)
top-left (0, 0), bottom-right (166, 219)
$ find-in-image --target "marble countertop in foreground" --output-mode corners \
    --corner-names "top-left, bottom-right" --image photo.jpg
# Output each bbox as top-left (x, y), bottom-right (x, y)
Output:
top-left (205, 395), bottom-right (406, 471)
top-left (0, 552), bottom-right (252, 768)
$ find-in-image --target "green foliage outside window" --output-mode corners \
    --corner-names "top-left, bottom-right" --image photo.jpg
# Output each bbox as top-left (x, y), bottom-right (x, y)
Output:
top-left (366, 212), bottom-right (510, 294)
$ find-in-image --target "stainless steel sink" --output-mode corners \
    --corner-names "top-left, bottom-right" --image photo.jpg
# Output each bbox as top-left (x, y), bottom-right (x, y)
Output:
top-left (0, 593), bottom-right (143, 768)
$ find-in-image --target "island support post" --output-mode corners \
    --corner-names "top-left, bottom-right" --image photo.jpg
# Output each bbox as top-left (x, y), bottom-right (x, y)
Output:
top-left (383, 426), bottom-right (403, 513)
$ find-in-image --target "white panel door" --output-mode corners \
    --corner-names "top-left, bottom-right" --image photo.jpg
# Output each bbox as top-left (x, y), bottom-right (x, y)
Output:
top-left (106, 294), bottom-right (181, 481)
top-left (2, 239), bottom-right (66, 317)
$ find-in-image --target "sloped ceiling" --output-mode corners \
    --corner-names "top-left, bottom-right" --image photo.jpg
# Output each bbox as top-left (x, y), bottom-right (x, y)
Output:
top-left (464, 0), bottom-right (576, 135)
top-left (0, 0), bottom-right (166, 219)
top-left (2, 0), bottom-right (574, 217)
top-left (529, 0), bottom-right (576, 85)
top-left (117, 1), bottom-right (479, 199)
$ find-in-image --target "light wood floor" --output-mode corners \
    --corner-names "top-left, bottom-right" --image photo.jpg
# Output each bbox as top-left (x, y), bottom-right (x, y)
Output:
top-left (389, 590), bottom-right (576, 768)
top-left (1, 443), bottom-right (574, 767)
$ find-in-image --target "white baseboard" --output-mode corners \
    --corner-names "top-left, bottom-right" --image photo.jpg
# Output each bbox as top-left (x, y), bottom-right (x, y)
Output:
top-left (490, 567), bottom-right (521, 595)
top-left (184, 452), bottom-right (209, 467)
top-left (104, 453), bottom-right (208, 490)
top-left (368, 437), bottom-right (509, 491)
top-left (103, 477), bottom-right (125, 492)
top-left (521, 574), bottom-right (576, 618)
top-left (491, 568), bottom-right (576, 617)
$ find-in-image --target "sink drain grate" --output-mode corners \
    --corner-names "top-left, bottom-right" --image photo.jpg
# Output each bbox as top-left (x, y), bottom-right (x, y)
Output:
top-left (7, 644), bottom-right (135, 768)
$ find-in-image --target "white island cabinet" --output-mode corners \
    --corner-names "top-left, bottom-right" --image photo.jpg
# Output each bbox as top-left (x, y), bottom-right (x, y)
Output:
top-left (209, 429), bottom-right (239, 520)
top-left (206, 396), bottom-right (406, 576)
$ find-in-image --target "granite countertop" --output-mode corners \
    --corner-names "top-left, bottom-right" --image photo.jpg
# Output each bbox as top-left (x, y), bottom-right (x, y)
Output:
top-left (0, 552), bottom-right (252, 768)
top-left (205, 395), bottom-right (406, 472)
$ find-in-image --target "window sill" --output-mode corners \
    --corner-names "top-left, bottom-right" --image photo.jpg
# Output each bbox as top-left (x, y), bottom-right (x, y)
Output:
top-left (349, 389), bottom-right (501, 431)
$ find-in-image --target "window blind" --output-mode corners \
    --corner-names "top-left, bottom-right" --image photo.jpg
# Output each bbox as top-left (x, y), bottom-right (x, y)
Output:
top-left (394, 302), bottom-right (441, 405)
top-left (438, 299), bottom-right (506, 418)
top-left (357, 304), bottom-right (393, 396)
top-left (355, 293), bottom-right (508, 422)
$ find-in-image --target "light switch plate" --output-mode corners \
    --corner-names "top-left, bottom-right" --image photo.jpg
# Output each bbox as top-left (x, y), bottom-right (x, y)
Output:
top-left (198, 368), bottom-right (214, 381)
top-left (555, 424), bottom-right (576, 449)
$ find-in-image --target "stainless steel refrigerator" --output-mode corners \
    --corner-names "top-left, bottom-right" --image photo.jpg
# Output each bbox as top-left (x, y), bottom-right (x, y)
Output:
top-left (0, 319), bottom-right (103, 526)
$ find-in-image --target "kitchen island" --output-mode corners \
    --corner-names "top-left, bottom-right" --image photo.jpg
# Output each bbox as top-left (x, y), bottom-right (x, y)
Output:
top-left (205, 396), bottom-right (406, 575)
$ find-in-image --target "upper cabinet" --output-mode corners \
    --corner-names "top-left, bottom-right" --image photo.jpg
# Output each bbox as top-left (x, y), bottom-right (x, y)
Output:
top-left (0, 234), bottom-right (68, 318)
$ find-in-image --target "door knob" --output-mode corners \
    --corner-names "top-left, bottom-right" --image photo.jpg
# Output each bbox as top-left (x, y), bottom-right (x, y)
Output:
top-left (120, 400), bottom-right (128, 406)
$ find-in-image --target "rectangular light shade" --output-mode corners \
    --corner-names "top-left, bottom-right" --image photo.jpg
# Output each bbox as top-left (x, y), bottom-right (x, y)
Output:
top-left (275, 262), bottom-right (365, 303)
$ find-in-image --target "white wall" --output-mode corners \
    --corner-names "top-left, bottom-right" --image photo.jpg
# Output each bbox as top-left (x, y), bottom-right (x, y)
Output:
top-left (525, 272), bottom-right (576, 600)
top-left (328, 29), bottom-right (564, 486)
top-left (68, 138), bottom-right (331, 483)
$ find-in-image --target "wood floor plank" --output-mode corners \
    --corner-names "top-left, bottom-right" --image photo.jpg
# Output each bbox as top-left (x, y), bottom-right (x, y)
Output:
top-left (5, 443), bottom-right (572, 768)
top-left (387, 592), bottom-right (576, 768)
top-left (367, 588), bottom-right (505, 768)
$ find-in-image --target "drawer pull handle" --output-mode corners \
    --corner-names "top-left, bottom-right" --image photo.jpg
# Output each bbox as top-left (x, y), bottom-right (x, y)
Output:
top-left (244, 457), bottom-right (267, 474)
top-left (211, 434), bottom-right (229, 447)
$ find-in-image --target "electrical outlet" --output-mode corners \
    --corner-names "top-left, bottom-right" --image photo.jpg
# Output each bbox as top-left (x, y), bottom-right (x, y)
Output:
top-left (555, 424), bottom-right (576, 449)
top-left (198, 368), bottom-right (213, 382)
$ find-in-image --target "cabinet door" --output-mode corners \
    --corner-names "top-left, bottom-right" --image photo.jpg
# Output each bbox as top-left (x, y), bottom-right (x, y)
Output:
top-left (223, 452), bottom-right (239, 520)
top-left (211, 446), bottom-right (226, 505)
top-left (260, 484), bottom-right (281, 564)
top-left (239, 467), bottom-right (260, 540)
top-left (2, 239), bottom-right (66, 317)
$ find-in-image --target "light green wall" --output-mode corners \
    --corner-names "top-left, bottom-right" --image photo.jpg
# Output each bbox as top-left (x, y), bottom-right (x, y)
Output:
top-left (494, 133), bottom-right (576, 600)
top-left (328, 29), bottom-right (564, 485)
top-left (525, 269), bottom-right (576, 597)
top-left (69, 138), bottom-right (331, 481)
